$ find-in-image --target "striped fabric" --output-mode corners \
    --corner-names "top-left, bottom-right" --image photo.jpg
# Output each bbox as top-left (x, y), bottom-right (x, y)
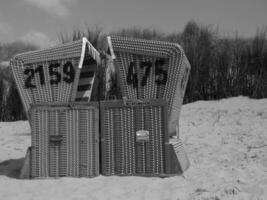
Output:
top-left (75, 58), bottom-right (97, 101)
top-left (107, 36), bottom-right (191, 136)
top-left (10, 37), bottom-right (100, 119)
top-left (100, 99), bottom-right (176, 177)
top-left (30, 102), bottom-right (99, 178)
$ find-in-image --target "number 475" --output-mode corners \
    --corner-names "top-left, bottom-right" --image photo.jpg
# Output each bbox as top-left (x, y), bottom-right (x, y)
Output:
top-left (126, 59), bottom-right (167, 88)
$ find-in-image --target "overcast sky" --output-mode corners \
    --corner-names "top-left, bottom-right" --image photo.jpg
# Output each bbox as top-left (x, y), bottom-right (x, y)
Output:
top-left (0, 0), bottom-right (266, 47)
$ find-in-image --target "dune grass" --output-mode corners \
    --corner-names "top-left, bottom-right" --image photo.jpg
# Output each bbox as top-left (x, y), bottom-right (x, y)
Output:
top-left (0, 21), bottom-right (266, 121)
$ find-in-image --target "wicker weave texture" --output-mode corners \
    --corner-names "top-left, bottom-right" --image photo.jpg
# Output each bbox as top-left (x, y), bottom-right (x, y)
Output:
top-left (10, 38), bottom-right (100, 119)
top-left (164, 139), bottom-right (190, 174)
top-left (14, 38), bottom-right (100, 64)
top-left (171, 139), bottom-right (190, 173)
top-left (100, 99), bottom-right (170, 176)
top-left (30, 103), bottom-right (99, 178)
top-left (107, 36), bottom-right (191, 136)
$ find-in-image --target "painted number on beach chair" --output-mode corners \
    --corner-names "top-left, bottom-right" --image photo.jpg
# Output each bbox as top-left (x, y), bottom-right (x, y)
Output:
top-left (141, 61), bottom-right (152, 86)
top-left (24, 61), bottom-right (75, 88)
top-left (24, 65), bottom-right (45, 88)
top-left (126, 59), bottom-right (167, 88)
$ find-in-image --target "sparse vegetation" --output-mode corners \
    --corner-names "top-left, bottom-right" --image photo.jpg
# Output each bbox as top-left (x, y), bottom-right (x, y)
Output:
top-left (0, 21), bottom-right (267, 121)
top-left (0, 41), bottom-right (37, 121)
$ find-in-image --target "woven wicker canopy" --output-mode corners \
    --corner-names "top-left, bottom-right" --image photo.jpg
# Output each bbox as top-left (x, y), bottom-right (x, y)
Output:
top-left (107, 36), bottom-right (191, 136)
top-left (10, 37), bottom-right (100, 119)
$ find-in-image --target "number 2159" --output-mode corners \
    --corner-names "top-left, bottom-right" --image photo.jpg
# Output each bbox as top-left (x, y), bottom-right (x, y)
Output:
top-left (24, 61), bottom-right (75, 88)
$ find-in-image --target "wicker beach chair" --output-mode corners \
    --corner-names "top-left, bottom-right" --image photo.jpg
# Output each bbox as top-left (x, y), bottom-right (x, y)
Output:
top-left (100, 99), bottom-right (187, 176)
top-left (10, 37), bottom-right (101, 119)
top-left (30, 102), bottom-right (99, 178)
top-left (106, 36), bottom-right (191, 136)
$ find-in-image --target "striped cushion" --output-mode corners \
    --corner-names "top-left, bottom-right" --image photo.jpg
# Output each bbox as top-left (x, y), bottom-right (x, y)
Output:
top-left (75, 58), bottom-right (97, 101)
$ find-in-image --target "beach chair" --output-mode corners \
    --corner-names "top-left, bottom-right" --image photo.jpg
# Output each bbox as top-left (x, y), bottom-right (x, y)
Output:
top-left (10, 37), bottom-right (101, 120)
top-left (29, 102), bottom-right (99, 178)
top-left (106, 36), bottom-right (190, 136)
top-left (100, 99), bottom-right (188, 176)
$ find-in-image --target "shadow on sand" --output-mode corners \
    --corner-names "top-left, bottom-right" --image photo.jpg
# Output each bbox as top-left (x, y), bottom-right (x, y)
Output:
top-left (0, 158), bottom-right (24, 178)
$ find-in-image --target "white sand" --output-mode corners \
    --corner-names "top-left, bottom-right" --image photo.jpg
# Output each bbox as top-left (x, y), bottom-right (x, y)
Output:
top-left (0, 96), bottom-right (266, 200)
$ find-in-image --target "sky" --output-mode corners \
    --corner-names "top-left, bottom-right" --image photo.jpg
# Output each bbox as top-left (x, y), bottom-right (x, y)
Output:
top-left (0, 0), bottom-right (266, 47)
